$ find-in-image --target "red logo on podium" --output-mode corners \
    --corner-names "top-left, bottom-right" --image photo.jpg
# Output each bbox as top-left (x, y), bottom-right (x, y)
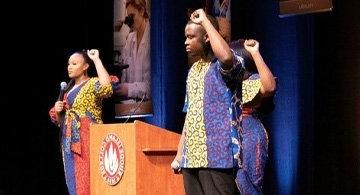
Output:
top-left (99, 133), bottom-right (125, 186)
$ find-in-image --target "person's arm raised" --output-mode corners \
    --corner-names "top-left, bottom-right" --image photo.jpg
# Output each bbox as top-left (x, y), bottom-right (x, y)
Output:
top-left (190, 9), bottom-right (234, 69)
top-left (87, 49), bottom-right (111, 85)
top-left (244, 40), bottom-right (276, 97)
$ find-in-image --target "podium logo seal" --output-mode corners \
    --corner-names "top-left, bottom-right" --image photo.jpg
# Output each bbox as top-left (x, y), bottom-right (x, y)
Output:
top-left (99, 133), bottom-right (125, 185)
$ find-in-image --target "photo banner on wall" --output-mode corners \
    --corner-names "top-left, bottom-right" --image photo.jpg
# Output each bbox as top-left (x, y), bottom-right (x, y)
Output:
top-left (279, 0), bottom-right (333, 17)
top-left (186, 0), bottom-right (231, 66)
top-left (113, 0), bottom-right (153, 119)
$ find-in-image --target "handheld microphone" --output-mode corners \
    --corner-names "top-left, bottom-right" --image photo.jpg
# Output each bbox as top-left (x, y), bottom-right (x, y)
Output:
top-left (57, 81), bottom-right (67, 101)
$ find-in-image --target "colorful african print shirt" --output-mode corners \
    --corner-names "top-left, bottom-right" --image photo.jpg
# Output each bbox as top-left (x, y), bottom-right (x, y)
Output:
top-left (181, 53), bottom-right (245, 169)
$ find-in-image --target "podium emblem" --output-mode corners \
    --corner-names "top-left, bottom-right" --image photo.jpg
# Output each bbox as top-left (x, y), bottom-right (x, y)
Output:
top-left (99, 133), bottom-right (125, 186)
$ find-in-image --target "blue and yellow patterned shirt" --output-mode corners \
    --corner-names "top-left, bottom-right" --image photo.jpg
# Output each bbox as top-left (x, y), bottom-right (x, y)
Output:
top-left (181, 53), bottom-right (245, 169)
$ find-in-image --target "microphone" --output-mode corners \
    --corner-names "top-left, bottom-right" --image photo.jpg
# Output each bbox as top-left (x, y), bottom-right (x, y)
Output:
top-left (57, 81), bottom-right (67, 101)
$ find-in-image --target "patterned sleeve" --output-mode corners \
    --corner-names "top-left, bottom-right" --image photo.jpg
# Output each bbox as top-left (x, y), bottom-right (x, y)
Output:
top-left (93, 77), bottom-right (114, 99)
top-left (242, 74), bottom-right (262, 104)
top-left (219, 50), bottom-right (245, 77)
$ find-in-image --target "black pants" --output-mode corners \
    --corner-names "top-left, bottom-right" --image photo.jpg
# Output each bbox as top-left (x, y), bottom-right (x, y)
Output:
top-left (182, 168), bottom-right (239, 195)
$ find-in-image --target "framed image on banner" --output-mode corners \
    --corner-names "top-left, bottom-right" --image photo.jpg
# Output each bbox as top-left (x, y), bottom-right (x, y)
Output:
top-left (113, 0), bottom-right (153, 119)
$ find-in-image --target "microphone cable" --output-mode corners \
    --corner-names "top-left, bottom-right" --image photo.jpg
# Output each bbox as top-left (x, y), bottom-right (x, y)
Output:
top-left (124, 93), bottom-right (146, 123)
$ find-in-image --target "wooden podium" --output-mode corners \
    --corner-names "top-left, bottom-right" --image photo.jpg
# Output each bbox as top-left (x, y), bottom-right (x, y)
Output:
top-left (90, 120), bottom-right (184, 195)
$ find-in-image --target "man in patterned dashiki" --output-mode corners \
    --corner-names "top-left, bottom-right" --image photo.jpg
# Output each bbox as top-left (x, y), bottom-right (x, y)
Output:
top-left (172, 8), bottom-right (246, 195)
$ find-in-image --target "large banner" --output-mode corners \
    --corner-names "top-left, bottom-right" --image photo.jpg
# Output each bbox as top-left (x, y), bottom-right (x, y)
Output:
top-left (113, 0), bottom-right (152, 118)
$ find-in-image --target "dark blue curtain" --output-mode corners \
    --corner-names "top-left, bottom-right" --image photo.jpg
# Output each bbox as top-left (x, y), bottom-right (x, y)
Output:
top-left (145, 0), bottom-right (188, 132)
